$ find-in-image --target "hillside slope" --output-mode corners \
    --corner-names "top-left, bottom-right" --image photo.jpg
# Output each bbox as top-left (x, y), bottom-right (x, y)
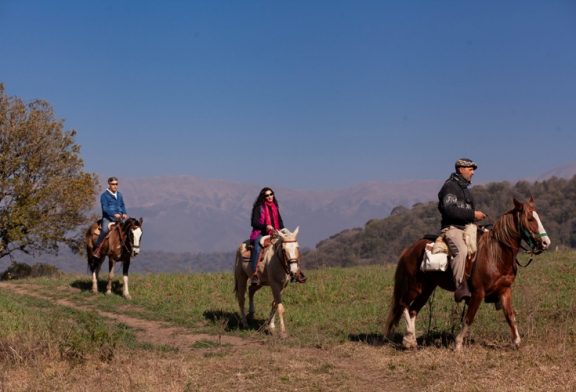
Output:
top-left (303, 176), bottom-right (576, 268)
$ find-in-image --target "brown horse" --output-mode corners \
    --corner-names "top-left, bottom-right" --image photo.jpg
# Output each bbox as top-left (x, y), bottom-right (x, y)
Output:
top-left (234, 227), bottom-right (303, 338)
top-left (85, 217), bottom-right (143, 300)
top-left (385, 197), bottom-right (551, 350)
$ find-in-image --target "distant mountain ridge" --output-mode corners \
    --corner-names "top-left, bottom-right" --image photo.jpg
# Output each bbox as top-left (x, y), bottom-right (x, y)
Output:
top-left (119, 176), bottom-right (442, 253)
top-left (95, 162), bottom-right (576, 254)
top-left (536, 162), bottom-right (576, 181)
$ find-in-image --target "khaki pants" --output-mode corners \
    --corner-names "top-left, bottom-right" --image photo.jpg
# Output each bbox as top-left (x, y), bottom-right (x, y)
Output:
top-left (443, 226), bottom-right (468, 286)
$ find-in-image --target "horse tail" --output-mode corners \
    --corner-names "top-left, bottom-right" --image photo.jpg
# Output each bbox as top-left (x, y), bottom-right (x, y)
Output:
top-left (85, 223), bottom-right (101, 256)
top-left (384, 248), bottom-right (408, 337)
top-left (233, 247), bottom-right (242, 296)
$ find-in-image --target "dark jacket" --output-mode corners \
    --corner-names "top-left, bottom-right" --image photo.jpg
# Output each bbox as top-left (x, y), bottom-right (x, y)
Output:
top-left (250, 203), bottom-right (285, 239)
top-left (437, 172), bottom-right (475, 229)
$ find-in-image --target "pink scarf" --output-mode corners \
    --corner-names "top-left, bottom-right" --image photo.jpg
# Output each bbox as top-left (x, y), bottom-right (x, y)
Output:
top-left (262, 201), bottom-right (280, 231)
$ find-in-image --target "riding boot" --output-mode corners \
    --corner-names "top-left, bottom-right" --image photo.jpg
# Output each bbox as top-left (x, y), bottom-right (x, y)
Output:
top-left (454, 278), bottom-right (471, 303)
top-left (250, 272), bottom-right (259, 286)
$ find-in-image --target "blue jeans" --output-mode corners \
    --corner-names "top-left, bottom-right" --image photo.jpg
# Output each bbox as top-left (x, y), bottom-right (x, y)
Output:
top-left (94, 218), bottom-right (113, 248)
top-left (250, 235), bottom-right (262, 274)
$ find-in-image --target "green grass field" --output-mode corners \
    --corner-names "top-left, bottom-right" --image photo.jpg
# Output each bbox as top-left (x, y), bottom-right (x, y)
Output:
top-left (1, 249), bottom-right (575, 391)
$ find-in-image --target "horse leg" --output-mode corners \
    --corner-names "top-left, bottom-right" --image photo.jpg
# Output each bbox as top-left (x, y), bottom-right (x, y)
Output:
top-left (266, 300), bottom-right (277, 335)
top-left (248, 284), bottom-right (260, 317)
top-left (276, 303), bottom-right (287, 338)
top-left (402, 308), bottom-right (418, 349)
top-left (499, 288), bottom-right (521, 348)
top-left (90, 259), bottom-right (100, 294)
top-left (401, 284), bottom-right (436, 349)
top-left (235, 271), bottom-right (249, 328)
top-left (122, 260), bottom-right (131, 300)
top-left (455, 294), bottom-right (483, 351)
top-left (106, 258), bottom-right (114, 296)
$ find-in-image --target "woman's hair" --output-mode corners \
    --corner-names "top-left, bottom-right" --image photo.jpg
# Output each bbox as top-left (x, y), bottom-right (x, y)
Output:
top-left (252, 187), bottom-right (279, 209)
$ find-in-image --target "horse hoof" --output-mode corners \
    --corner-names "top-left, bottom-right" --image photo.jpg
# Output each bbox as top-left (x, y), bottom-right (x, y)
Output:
top-left (280, 331), bottom-right (288, 339)
top-left (402, 335), bottom-right (417, 350)
top-left (123, 294), bottom-right (132, 300)
top-left (105, 291), bottom-right (112, 296)
top-left (264, 327), bottom-right (275, 336)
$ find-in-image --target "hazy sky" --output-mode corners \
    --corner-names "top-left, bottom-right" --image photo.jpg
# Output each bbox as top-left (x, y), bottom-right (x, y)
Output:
top-left (1, 1), bottom-right (575, 190)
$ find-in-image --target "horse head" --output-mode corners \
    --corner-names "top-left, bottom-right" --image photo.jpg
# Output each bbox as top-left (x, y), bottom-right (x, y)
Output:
top-left (513, 197), bottom-right (551, 254)
top-left (124, 217), bottom-right (144, 257)
top-left (275, 226), bottom-right (301, 277)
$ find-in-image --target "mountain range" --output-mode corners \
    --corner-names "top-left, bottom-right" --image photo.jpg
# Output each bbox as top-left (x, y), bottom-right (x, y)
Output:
top-left (120, 161), bottom-right (576, 254)
top-left (121, 176), bottom-right (443, 252)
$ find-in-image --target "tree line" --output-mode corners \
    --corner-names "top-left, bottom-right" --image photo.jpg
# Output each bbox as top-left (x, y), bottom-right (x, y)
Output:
top-left (302, 176), bottom-right (576, 269)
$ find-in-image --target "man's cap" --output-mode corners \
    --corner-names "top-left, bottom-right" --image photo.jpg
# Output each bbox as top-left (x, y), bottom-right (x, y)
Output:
top-left (455, 158), bottom-right (478, 170)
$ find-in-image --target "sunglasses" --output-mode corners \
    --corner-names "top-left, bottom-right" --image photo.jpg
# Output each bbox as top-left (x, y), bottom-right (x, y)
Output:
top-left (264, 193), bottom-right (274, 197)
top-left (109, 183), bottom-right (119, 185)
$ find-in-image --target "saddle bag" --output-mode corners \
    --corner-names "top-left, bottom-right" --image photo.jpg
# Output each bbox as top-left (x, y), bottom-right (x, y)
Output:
top-left (421, 242), bottom-right (449, 272)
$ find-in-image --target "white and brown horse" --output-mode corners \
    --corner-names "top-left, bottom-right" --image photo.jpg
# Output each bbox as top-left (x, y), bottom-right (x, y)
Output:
top-left (234, 227), bottom-right (303, 338)
top-left (85, 217), bottom-right (143, 300)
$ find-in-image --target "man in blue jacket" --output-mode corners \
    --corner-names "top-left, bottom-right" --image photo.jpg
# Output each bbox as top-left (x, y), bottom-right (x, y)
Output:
top-left (92, 177), bottom-right (129, 258)
top-left (438, 158), bottom-right (487, 303)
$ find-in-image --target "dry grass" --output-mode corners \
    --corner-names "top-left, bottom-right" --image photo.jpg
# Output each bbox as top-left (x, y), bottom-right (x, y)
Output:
top-left (1, 249), bottom-right (576, 391)
top-left (2, 340), bottom-right (575, 391)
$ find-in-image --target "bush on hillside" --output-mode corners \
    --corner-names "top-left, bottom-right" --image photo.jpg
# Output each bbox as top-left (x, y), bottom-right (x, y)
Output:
top-left (1, 262), bottom-right (61, 280)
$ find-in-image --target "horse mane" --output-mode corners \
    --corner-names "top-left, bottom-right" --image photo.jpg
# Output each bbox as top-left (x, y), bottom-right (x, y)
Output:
top-left (478, 207), bottom-right (519, 270)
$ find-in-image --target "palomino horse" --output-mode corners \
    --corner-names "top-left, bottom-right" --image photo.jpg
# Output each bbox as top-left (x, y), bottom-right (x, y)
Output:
top-left (234, 227), bottom-right (303, 338)
top-left (85, 217), bottom-right (143, 300)
top-left (385, 197), bottom-right (550, 351)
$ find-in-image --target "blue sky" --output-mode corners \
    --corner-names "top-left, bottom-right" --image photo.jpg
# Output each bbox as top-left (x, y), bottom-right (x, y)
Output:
top-left (1, 1), bottom-right (575, 190)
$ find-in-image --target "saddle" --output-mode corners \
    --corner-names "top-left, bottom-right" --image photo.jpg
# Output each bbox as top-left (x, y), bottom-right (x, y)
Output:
top-left (92, 220), bottom-right (119, 236)
top-left (239, 236), bottom-right (274, 273)
top-left (420, 224), bottom-right (483, 273)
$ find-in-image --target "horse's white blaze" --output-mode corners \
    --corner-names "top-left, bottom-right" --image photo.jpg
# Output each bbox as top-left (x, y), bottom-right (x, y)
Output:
top-left (532, 211), bottom-right (551, 249)
top-left (284, 242), bottom-right (299, 259)
top-left (132, 227), bottom-right (142, 255)
top-left (282, 242), bottom-right (300, 274)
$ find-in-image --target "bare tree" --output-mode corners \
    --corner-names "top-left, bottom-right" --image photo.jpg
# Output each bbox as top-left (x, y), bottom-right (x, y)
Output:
top-left (0, 84), bottom-right (98, 260)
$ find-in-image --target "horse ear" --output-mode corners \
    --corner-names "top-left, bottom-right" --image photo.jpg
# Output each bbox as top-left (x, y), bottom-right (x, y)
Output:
top-left (276, 229), bottom-right (286, 240)
top-left (293, 226), bottom-right (299, 237)
top-left (513, 198), bottom-right (523, 210)
top-left (139, 217), bottom-right (143, 225)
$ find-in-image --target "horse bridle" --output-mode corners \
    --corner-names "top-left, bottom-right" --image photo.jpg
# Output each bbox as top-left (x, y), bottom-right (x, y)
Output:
top-left (117, 221), bottom-right (140, 256)
top-left (276, 239), bottom-right (301, 277)
top-left (516, 210), bottom-right (547, 267)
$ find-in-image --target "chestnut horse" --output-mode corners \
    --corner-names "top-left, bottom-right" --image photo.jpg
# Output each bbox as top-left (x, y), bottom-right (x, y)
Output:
top-left (385, 198), bottom-right (550, 350)
top-left (234, 227), bottom-right (303, 338)
top-left (85, 217), bottom-right (143, 300)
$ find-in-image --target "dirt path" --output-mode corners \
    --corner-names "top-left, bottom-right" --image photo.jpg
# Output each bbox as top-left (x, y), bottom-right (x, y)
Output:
top-left (0, 280), bottom-right (410, 391)
top-left (0, 281), bottom-right (249, 349)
